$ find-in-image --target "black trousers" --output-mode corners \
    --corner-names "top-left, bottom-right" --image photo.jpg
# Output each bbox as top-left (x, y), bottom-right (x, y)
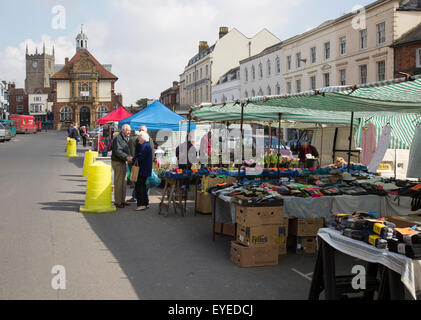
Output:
top-left (135, 176), bottom-right (149, 207)
top-left (82, 136), bottom-right (87, 147)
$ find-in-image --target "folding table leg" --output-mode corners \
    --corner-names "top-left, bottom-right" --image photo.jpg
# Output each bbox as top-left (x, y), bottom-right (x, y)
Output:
top-left (309, 237), bottom-right (325, 300)
top-left (378, 265), bottom-right (390, 300)
top-left (388, 269), bottom-right (406, 300)
top-left (363, 262), bottom-right (379, 300)
top-left (212, 195), bottom-right (217, 242)
top-left (321, 240), bottom-right (337, 300)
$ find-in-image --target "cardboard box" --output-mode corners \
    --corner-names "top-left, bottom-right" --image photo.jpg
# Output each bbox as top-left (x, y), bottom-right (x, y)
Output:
top-left (195, 191), bottom-right (212, 214)
top-left (279, 244), bottom-right (287, 256)
top-left (236, 224), bottom-right (288, 248)
top-left (385, 216), bottom-right (421, 229)
top-left (230, 241), bottom-right (279, 267)
top-left (289, 218), bottom-right (324, 237)
top-left (288, 236), bottom-right (317, 254)
top-left (236, 205), bottom-right (285, 227)
top-left (215, 223), bottom-right (236, 237)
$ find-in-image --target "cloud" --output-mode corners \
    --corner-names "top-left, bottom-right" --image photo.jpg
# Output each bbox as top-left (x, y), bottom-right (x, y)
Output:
top-left (0, 0), bottom-right (304, 105)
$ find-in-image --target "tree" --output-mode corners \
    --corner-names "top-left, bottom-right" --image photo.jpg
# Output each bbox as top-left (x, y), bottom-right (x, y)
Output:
top-left (136, 98), bottom-right (149, 109)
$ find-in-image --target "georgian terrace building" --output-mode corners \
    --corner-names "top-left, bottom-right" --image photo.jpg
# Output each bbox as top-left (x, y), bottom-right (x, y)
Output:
top-left (281, 0), bottom-right (421, 95)
top-left (179, 27), bottom-right (280, 108)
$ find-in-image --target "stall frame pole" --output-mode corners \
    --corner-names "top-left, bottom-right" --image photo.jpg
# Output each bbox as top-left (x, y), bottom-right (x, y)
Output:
top-left (237, 103), bottom-right (245, 181)
top-left (277, 113), bottom-right (282, 177)
top-left (347, 112), bottom-right (354, 173)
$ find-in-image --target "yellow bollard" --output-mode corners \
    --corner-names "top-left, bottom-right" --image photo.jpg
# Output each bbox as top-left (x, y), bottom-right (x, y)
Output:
top-left (66, 138), bottom-right (78, 157)
top-left (82, 150), bottom-right (98, 177)
top-left (80, 161), bottom-right (116, 214)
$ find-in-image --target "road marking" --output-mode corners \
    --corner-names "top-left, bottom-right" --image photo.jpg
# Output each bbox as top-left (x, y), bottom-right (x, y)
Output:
top-left (291, 268), bottom-right (313, 281)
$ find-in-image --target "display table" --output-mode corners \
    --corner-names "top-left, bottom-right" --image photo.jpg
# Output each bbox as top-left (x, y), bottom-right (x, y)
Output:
top-left (309, 228), bottom-right (421, 300)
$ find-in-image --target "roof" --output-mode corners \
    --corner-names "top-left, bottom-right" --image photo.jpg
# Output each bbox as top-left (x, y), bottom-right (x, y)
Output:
top-left (240, 42), bottom-right (283, 64)
top-left (51, 49), bottom-right (118, 80)
top-left (10, 88), bottom-right (27, 95)
top-left (391, 22), bottom-right (421, 47)
top-left (33, 87), bottom-right (52, 94)
top-left (97, 106), bottom-right (132, 125)
top-left (187, 44), bottom-right (215, 68)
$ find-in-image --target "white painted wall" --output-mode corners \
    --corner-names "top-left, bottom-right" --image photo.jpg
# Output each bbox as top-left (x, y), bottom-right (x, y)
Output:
top-left (212, 79), bottom-right (241, 104)
top-left (56, 81), bottom-right (70, 102)
top-left (99, 80), bottom-right (112, 102)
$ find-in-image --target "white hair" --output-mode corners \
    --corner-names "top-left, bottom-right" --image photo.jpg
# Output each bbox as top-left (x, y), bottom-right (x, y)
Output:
top-left (122, 124), bottom-right (131, 131)
top-left (138, 131), bottom-right (150, 142)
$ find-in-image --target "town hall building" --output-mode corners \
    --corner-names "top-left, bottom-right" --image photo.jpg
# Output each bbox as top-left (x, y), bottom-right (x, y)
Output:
top-left (51, 27), bottom-right (121, 130)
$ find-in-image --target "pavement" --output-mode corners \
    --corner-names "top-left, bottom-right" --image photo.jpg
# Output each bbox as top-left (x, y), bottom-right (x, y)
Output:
top-left (0, 131), bottom-right (360, 300)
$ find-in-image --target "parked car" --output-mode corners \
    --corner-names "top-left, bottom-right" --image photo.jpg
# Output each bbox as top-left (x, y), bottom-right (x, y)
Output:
top-left (1, 123), bottom-right (12, 141)
top-left (0, 120), bottom-right (16, 137)
top-left (0, 123), bottom-right (6, 142)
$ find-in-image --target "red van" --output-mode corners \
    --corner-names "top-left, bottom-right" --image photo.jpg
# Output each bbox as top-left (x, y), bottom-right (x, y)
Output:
top-left (9, 115), bottom-right (38, 134)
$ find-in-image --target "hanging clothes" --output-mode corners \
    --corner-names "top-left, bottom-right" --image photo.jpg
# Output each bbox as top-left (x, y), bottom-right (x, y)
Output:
top-left (407, 124), bottom-right (421, 179)
top-left (368, 124), bottom-right (392, 173)
top-left (361, 122), bottom-right (377, 166)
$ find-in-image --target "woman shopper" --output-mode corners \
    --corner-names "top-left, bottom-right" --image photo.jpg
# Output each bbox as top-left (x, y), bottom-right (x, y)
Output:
top-left (133, 131), bottom-right (153, 211)
top-left (80, 126), bottom-right (88, 147)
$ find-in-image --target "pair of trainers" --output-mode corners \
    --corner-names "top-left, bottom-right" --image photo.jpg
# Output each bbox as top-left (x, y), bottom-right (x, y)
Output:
top-left (136, 205), bottom-right (150, 211)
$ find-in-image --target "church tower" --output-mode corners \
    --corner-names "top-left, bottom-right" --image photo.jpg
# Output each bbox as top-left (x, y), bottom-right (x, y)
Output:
top-left (25, 44), bottom-right (55, 94)
top-left (76, 25), bottom-right (88, 52)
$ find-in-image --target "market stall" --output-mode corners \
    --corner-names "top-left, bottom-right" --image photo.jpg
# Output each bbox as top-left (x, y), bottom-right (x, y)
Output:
top-left (158, 75), bottom-right (421, 297)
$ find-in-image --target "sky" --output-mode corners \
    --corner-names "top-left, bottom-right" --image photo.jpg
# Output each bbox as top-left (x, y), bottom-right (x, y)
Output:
top-left (0, 0), bottom-right (375, 105)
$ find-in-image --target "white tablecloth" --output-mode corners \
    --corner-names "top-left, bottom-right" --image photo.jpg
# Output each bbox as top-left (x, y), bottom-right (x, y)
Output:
top-left (318, 228), bottom-right (421, 300)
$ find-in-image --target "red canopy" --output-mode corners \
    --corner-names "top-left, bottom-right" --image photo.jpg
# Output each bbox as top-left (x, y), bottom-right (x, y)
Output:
top-left (97, 107), bottom-right (132, 125)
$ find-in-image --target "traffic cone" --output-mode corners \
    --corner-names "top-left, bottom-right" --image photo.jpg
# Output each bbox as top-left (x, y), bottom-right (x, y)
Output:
top-left (80, 161), bottom-right (116, 214)
top-left (66, 138), bottom-right (78, 157)
top-left (82, 150), bottom-right (98, 177)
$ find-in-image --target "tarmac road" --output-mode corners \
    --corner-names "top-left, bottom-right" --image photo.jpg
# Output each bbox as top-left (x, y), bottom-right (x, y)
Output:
top-left (0, 131), bottom-right (358, 300)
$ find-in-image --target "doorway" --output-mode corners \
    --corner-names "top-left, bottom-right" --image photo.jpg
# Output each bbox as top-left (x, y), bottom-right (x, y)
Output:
top-left (80, 106), bottom-right (90, 128)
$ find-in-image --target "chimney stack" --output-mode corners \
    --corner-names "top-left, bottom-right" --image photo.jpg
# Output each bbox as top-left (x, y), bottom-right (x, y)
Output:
top-left (219, 26), bottom-right (229, 39)
top-left (65, 57), bottom-right (69, 65)
top-left (199, 41), bottom-right (209, 54)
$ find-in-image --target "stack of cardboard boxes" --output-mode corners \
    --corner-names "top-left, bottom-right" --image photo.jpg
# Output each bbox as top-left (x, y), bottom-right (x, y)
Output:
top-left (230, 205), bottom-right (288, 267)
top-left (288, 218), bottom-right (325, 254)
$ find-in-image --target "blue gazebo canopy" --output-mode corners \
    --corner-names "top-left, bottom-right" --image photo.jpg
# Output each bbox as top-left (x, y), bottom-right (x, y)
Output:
top-left (119, 100), bottom-right (195, 131)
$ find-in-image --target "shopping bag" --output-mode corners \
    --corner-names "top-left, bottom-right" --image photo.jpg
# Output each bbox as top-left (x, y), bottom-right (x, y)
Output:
top-left (146, 171), bottom-right (161, 189)
top-left (130, 162), bottom-right (139, 183)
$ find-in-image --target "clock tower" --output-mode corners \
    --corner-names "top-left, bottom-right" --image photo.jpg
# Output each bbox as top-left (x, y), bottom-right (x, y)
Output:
top-left (25, 43), bottom-right (55, 94)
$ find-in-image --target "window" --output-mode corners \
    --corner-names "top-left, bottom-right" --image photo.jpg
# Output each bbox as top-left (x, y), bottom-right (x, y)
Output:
top-left (339, 69), bottom-right (346, 86)
top-left (377, 60), bottom-right (386, 81)
top-left (245, 91), bottom-right (249, 98)
top-left (416, 48), bottom-right (421, 68)
top-left (251, 89), bottom-right (256, 97)
top-left (360, 29), bottom-right (367, 50)
top-left (324, 42), bottom-right (331, 60)
top-left (286, 82), bottom-right (292, 94)
top-left (17, 105), bottom-right (24, 113)
top-left (206, 85), bottom-right (209, 101)
top-left (339, 36), bottom-right (346, 56)
top-left (276, 83), bottom-right (281, 95)
top-left (296, 79), bottom-right (301, 93)
top-left (252, 65), bottom-right (256, 80)
top-left (310, 76), bottom-right (316, 90)
top-left (200, 68), bottom-right (202, 79)
top-left (296, 52), bottom-right (302, 68)
top-left (324, 73), bottom-right (330, 87)
top-left (258, 88), bottom-right (263, 96)
top-left (206, 65), bottom-right (209, 77)
top-left (267, 60), bottom-right (271, 76)
top-left (267, 86), bottom-right (271, 95)
top-left (287, 56), bottom-right (291, 71)
top-left (245, 68), bottom-right (248, 82)
top-left (377, 22), bottom-right (386, 45)
top-left (97, 106), bottom-right (108, 119)
top-left (259, 63), bottom-right (263, 79)
top-left (311, 47), bottom-right (316, 64)
top-left (60, 106), bottom-right (72, 121)
top-left (16, 96), bottom-right (24, 102)
top-left (34, 96), bottom-right (42, 102)
top-left (360, 65), bottom-right (368, 84)
top-left (276, 57), bottom-right (281, 73)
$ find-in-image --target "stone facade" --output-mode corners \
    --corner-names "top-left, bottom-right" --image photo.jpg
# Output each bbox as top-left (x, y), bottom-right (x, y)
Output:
top-left (25, 45), bottom-right (55, 94)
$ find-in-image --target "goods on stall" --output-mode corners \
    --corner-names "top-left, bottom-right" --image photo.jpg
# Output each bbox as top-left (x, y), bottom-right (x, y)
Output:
top-left (331, 213), bottom-right (421, 257)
